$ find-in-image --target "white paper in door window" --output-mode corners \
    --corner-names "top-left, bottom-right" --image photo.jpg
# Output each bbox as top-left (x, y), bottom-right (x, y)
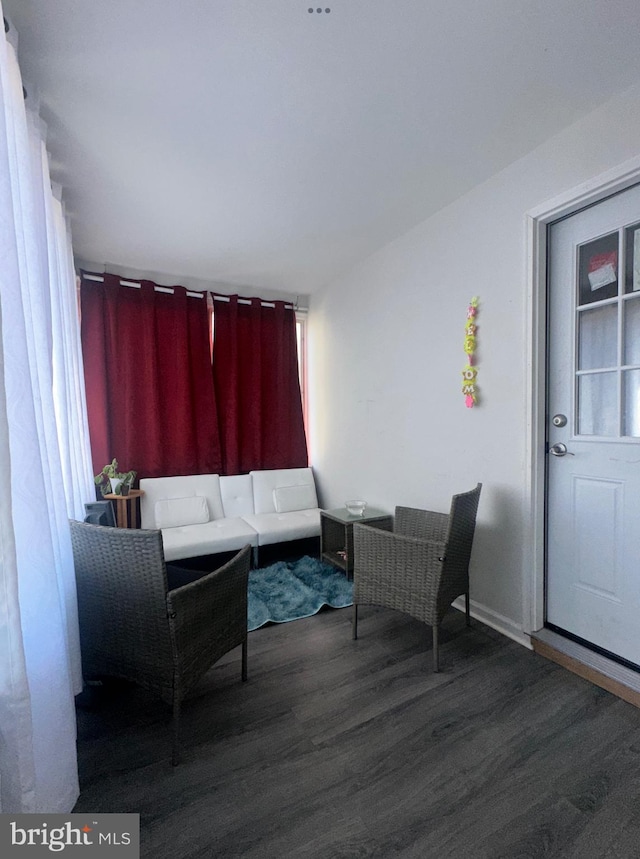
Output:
top-left (587, 250), bottom-right (617, 290)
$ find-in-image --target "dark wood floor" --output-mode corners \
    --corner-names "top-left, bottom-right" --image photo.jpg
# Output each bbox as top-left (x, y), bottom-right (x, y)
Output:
top-left (73, 603), bottom-right (640, 858)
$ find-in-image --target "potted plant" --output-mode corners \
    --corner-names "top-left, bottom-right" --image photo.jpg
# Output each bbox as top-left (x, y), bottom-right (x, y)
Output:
top-left (94, 458), bottom-right (137, 497)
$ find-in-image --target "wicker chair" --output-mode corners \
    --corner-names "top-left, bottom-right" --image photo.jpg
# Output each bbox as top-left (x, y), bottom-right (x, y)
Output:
top-left (69, 520), bottom-right (251, 764)
top-left (352, 483), bottom-right (482, 671)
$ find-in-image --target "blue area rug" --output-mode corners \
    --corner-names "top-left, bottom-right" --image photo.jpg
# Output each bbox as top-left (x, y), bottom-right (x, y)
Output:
top-left (248, 555), bottom-right (353, 631)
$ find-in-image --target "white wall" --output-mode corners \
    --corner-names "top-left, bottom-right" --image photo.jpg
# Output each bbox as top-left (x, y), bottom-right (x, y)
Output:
top-left (308, 82), bottom-right (640, 645)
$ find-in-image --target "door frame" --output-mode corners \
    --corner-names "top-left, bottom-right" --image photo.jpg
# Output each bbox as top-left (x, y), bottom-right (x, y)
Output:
top-left (524, 154), bottom-right (640, 637)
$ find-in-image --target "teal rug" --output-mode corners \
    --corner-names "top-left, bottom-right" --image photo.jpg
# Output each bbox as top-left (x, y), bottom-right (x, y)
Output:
top-left (248, 555), bottom-right (353, 631)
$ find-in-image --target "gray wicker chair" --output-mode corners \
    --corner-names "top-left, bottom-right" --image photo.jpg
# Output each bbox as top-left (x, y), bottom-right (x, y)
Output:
top-left (69, 520), bottom-right (251, 764)
top-left (352, 483), bottom-right (482, 671)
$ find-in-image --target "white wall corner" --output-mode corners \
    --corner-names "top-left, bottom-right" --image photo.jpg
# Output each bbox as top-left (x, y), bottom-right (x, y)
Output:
top-left (452, 596), bottom-right (532, 650)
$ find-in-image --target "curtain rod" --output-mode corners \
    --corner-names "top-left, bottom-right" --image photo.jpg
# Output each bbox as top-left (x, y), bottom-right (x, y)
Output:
top-left (212, 294), bottom-right (295, 310)
top-left (82, 274), bottom-right (296, 309)
top-left (82, 273), bottom-right (204, 299)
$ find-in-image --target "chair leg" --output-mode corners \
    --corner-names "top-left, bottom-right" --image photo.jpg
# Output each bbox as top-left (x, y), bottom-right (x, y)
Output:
top-left (432, 625), bottom-right (440, 673)
top-left (252, 546), bottom-right (259, 568)
top-left (352, 603), bottom-right (358, 639)
top-left (172, 697), bottom-right (182, 766)
top-left (465, 590), bottom-right (471, 627)
top-left (241, 638), bottom-right (248, 681)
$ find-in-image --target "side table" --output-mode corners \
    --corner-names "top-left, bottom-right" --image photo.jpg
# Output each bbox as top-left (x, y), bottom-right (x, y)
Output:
top-left (103, 489), bottom-right (145, 529)
top-left (320, 507), bottom-right (392, 577)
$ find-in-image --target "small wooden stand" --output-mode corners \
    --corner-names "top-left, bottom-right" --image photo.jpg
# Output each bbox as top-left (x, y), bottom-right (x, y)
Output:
top-left (103, 489), bottom-right (145, 529)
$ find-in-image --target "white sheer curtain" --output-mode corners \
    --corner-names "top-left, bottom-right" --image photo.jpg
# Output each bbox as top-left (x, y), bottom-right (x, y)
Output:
top-left (0, 9), bottom-right (95, 813)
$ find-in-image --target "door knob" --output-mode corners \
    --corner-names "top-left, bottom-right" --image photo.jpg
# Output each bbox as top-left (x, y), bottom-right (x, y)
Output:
top-left (549, 442), bottom-right (574, 457)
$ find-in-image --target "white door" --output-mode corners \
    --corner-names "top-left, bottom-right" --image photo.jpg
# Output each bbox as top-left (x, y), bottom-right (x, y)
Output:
top-left (547, 183), bottom-right (640, 666)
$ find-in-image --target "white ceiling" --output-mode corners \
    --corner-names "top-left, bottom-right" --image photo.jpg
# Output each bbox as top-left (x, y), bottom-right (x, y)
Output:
top-left (5, 0), bottom-right (640, 298)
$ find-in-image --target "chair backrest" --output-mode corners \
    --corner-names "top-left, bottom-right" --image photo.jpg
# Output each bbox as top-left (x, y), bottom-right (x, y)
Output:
top-left (69, 520), bottom-right (175, 696)
top-left (444, 482), bottom-right (482, 579)
top-left (220, 473), bottom-right (255, 517)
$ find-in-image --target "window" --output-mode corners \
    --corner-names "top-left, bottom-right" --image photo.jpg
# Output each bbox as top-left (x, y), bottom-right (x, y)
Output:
top-left (296, 312), bottom-right (308, 426)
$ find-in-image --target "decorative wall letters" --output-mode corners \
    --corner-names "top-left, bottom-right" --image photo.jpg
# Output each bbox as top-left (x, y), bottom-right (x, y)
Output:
top-left (461, 296), bottom-right (479, 408)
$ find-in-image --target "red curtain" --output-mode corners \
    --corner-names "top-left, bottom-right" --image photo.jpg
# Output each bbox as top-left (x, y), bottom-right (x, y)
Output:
top-left (80, 273), bottom-right (222, 479)
top-left (213, 296), bottom-right (308, 474)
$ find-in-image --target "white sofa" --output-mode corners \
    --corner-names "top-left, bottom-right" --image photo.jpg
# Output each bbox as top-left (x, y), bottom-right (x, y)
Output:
top-left (139, 467), bottom-right (320, 565)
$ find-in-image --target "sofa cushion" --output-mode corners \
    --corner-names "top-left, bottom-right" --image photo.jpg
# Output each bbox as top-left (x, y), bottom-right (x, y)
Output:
top-left (154, 495), bottom-right (210, 529)
top-left (242, 509), bottom-right (321, 546)
top-left (273, 483), bottom-right (317, 513)
top-left (160, 518), bottom-right (258, 562)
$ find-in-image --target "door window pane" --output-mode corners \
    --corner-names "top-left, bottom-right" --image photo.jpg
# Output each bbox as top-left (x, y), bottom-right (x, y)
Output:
top-left (577, 372), bottom-right (618, 436)
top-left (578, 233), bottom-right (619, 306)
top-left (623, 369), bottom-right (640, 436)
top-left (578, 304), bottom-right (617, 370)
top-left (623, 296), bottom-right (640, 365)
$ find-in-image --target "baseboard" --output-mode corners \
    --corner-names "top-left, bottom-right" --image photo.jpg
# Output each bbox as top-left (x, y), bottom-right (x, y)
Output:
top-left (531, 628), bottom-right (640, 709)
top-left (451, 596), bottom-right (532, 650)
